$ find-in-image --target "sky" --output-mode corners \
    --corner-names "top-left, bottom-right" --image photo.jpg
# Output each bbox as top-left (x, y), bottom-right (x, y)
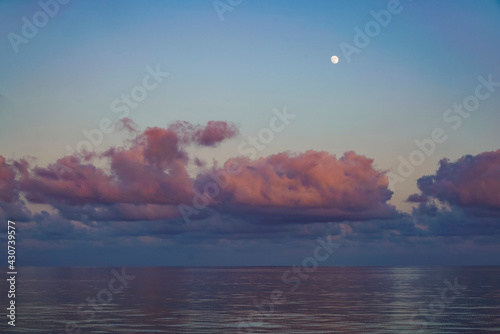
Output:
top-left (0, 0), bottom-right (499, 266)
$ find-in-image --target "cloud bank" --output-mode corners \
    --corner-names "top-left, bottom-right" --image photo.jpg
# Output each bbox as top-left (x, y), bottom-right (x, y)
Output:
top-left (1, 119), bottom-right (499, 261)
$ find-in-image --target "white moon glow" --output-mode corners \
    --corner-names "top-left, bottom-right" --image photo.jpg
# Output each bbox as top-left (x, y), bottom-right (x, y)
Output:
top-left (331, 55), bottom-right (339, 64)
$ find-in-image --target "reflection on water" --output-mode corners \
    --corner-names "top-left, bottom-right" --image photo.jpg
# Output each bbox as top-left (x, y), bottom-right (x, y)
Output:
top-left (1, 266), bottom-right (499, 333)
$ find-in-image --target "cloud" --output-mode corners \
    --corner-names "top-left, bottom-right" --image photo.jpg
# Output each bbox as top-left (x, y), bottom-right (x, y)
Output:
top-left (14, 121), bottom-right (238, 222)
top-left (7, 118), bottom-right (499, 254)
top-left (0, 155), bottom-right (31, 221)
top-left (117, 117), bottom-right (139, 133)
top-left (0, 155), bottom-right (17, 203)
top-left (16, 122), bottom-right (398, 226)
top-left (57, 203), bottom-right (182, 222)
top-left (406, 194), bottom-right (428, 203)
top-left (409, 149), bottom-right (500, 216)
top-left (168, 120), bottom-right (239, 146)
top-left (410, 202), bottom-right (500, 238)
top-left (195, 150), bottom-right (399, 223)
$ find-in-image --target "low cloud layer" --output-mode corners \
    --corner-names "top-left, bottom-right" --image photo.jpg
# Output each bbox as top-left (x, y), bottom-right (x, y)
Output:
top-left (1, 120), bottom-right (499, 259)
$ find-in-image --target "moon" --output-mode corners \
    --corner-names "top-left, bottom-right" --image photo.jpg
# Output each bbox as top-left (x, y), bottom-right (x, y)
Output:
top-left (331, 55), bottom-right (339, 64)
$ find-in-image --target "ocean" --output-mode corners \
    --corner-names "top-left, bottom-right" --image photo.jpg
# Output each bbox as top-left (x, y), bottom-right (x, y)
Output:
top-left (1, 266), bottom-right (499, 333)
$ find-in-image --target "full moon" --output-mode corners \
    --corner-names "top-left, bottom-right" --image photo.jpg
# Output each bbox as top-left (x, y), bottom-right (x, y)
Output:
top-left (331, 55), bottom-right (339, 64)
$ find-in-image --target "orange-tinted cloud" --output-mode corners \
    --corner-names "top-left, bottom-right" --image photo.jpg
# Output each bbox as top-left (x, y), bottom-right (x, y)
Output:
top-left (195, 150), bottom-right (398, 222)
top-left (16, 121), bottom-right (238, 220)
top-left (11, 121), bottom-right (399, 224)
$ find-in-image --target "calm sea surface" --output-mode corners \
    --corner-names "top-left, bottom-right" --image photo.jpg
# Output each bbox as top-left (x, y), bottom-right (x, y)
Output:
top-left (1, 267), bottom-right (499, 333)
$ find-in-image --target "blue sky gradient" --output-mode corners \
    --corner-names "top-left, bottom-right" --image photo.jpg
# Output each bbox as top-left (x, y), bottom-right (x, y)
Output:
top-left (0, 0), bottom-right (499, 266)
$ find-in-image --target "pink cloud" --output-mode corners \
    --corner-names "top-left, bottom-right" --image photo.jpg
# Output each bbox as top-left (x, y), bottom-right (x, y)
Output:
top-left (7, 122), bottom-right (398, 224)
top-left (410, 149), bottom-right (500, 212)
top-left (195, 150), bottom-right (397, 222)
top-left (16, 121), bottom-right (237, 212)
